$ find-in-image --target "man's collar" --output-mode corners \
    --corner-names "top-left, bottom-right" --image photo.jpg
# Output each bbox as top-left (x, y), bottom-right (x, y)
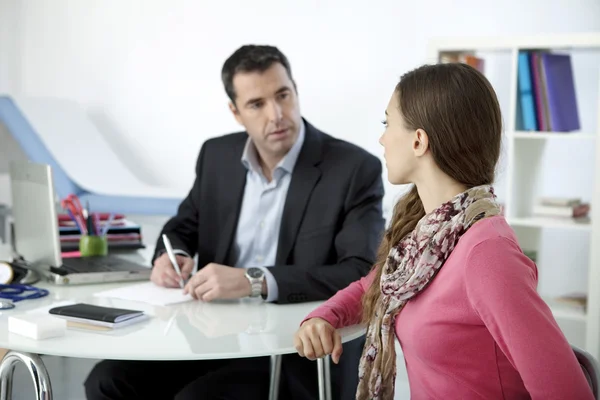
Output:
top-left (241, 121), bottom-right (306, 175)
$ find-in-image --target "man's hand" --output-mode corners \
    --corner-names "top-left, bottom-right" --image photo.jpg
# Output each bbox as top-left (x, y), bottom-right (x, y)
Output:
top-left (183, 263), bottom-right (251, 302)
top-left (151, 253), bottom-right (194, 288)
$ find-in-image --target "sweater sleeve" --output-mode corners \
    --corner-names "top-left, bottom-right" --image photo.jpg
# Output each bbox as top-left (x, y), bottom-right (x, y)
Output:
top-left (465, 236), bottom-right (594, 400)
top-left (301, 269), bottom-right (376, 328)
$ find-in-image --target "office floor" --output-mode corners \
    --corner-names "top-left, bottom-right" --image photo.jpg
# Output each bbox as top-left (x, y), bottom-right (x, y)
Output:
top-left (7, 214), bottom-right (412, 399)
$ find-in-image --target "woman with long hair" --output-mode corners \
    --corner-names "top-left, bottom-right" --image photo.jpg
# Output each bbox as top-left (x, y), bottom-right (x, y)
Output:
top-left (294, 63), bottom-right (594, 399)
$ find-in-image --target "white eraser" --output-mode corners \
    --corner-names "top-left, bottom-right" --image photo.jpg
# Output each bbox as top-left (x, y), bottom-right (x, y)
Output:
top-left (8, 314), bottom-right (67, 340)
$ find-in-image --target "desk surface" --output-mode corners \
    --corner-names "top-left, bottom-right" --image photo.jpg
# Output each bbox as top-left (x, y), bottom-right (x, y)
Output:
top-left (0, 279), bottom-right (364, 361)
top-left (0, 237), bottom-right (364, 361)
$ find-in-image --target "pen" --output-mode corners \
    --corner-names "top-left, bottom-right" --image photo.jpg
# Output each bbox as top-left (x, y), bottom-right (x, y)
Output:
top-left (85, 202), bottom-right (95, 236)
top-left (93, 212), bottom-right (101, 236)
top-left (162, 234), bottom-right (184, 288)
top-left (66, 208), bottom-right (86, 234)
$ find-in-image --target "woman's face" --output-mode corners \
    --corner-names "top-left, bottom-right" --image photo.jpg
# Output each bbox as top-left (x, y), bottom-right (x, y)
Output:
top-left (379, 91), bottom-right (419, 185)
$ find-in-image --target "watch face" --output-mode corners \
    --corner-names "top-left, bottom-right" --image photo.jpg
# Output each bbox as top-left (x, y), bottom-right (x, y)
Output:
top-left (247, 268), bottom-right (264, 279)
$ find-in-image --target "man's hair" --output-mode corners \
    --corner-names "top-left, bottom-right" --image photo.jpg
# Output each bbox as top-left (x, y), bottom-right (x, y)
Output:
top-left (221, 45), bottom-right (294, 105)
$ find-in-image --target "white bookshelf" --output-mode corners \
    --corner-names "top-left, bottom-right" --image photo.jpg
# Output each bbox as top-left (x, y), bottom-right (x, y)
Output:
top-left (513, 131), bottom-right (596, 140)
top-left (428, 33), bottom-right (600, 359)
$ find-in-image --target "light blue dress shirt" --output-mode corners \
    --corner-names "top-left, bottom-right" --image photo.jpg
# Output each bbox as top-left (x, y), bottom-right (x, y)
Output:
top-left (173, 125), bottom-right (305, 302)
top-left (233, 123), bottom-right (305, 302)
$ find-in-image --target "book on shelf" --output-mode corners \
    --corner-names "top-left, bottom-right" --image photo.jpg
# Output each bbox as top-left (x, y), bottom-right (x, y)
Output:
top-left (538, 196), bottom-right (582, 207)
top-left (57, 213), bottom-right (145, 251)
top-left (550, 292), bottom-right (587, 312)
top-left (517, 50), bottom-right (580, 132)
top-left (532, 197), bottom-right (591, 222)
top-left (440, 52), bottom-right (485, 73)
top-left (533, 204), bottom-right (590, 218)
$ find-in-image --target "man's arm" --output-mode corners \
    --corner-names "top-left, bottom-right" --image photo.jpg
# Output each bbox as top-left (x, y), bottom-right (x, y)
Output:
top-left (152, 144), bottom-right (206, 265)
top-left (268, 155), bottom-right (385, 304)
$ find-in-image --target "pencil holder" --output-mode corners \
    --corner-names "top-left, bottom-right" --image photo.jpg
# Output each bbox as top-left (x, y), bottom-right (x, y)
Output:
top-left (79, 235), bottom-right (108, 257)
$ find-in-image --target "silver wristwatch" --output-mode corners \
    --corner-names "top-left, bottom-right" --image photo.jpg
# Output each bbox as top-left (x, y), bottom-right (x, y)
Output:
top-left (245, 267), bottom-right (265, 298)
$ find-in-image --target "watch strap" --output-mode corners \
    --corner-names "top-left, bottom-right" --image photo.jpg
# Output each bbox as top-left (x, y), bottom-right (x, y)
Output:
top-left (246, 270), bottom-right (264, 298)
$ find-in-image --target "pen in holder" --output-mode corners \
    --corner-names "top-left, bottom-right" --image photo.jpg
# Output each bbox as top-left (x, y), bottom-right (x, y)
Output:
top-left (79, 207), bottom-right (107, 257)
top-left (79, 234), bottom-right (108, 257)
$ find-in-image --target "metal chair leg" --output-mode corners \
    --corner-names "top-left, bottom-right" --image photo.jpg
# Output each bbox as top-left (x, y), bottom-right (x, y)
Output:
top-left (269, 354), bottom-right (282, 400)
top-left (0, 351), bottom-right (52, 400)
top-left (317, 355), bottom-right (332, 400)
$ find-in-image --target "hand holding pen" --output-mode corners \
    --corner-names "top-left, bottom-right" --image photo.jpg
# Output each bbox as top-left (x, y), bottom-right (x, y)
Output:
top-left (150, 234), bottom-right (194, 289)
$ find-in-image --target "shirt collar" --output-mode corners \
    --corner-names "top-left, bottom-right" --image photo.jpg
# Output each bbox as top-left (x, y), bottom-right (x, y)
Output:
top-left (241, 121), bottom-right (306, 175)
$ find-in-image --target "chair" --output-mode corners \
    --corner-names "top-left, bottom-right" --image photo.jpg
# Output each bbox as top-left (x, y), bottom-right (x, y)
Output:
top-left (573, 345), bottom-right (600, 399)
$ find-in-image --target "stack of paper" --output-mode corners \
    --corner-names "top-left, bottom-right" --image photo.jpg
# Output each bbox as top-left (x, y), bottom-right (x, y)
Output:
top-left (93, 282), bottom-right (193, 306)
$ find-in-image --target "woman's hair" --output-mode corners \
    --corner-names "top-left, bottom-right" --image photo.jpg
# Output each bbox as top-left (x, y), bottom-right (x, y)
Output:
top-left (361, 63), bottom-right (503, 322)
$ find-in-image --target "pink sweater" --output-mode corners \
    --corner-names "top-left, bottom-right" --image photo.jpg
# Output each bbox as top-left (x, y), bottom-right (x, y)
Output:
top-left (304, 216), bottom-right (594, 399)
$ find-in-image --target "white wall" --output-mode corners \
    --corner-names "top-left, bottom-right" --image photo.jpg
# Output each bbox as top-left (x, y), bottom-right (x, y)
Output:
top-left (1, 0), bottom-right (599, 298)
top-left (0, 0), bottom-right (20, 95)
top-left (2, 0), bottom-right (599, 210)
top-left (0, 0), bottom-right (26, 183)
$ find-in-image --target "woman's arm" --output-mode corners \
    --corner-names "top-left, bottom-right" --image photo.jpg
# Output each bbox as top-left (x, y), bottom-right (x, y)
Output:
top-left (465, 235), bottom-right (594, 400)
top-left (294, 270), bottom-right (374, 363)
top-left (301, 269), bottom-right (375, 328)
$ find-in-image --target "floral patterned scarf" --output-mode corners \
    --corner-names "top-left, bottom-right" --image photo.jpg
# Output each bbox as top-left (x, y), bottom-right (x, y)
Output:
top-left (356, 185), bottom-right (502, 400)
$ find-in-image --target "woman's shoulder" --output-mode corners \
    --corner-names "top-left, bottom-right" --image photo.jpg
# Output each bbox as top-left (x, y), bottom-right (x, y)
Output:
top-left (458, 215), bottom-right (519, 252)
top-left (455, 215), bottom-right (537, 283)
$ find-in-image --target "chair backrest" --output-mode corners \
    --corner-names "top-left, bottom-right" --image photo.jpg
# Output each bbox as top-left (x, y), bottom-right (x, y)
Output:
top-left (573, 345), bottom-right (600, 399)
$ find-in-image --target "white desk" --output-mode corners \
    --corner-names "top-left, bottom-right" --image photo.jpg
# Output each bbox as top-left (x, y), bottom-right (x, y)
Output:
top-left (0, 245), bottom-right (364, 400)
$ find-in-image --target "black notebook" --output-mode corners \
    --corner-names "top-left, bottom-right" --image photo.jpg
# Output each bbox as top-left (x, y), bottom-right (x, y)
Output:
top-left (49, 303), bottom-right (147, 328)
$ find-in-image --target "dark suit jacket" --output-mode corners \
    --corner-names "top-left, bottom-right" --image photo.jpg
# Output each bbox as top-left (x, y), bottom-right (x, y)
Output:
top-left (153, 119), bottom-right (385, 400)
top-left (153, 119), bottom-right (385, 304)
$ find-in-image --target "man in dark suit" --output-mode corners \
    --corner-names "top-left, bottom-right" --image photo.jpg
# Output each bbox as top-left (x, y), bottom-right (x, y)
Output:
top-left (85, 44), bottom-right (384, 400)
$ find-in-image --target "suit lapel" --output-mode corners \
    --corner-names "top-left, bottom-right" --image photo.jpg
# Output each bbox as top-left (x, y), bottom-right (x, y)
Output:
top-left (276, 122), bottom-right (323, 264)
top-left (214, 137), bottom-right (248, 265)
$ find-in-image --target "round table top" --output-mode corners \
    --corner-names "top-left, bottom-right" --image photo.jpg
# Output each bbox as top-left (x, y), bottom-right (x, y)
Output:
top-left (0, 280), bottom-right (365, 361)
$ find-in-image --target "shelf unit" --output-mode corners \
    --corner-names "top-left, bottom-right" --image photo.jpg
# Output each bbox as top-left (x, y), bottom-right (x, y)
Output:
top-left (428, 33), bottom-right (600, 359)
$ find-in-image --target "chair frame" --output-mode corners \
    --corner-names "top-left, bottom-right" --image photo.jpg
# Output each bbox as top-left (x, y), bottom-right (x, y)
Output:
top-left (573, 344), bottom-right (600, 399)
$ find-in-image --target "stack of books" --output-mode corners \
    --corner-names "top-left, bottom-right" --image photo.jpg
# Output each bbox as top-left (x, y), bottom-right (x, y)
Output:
top-left (546, 292), bottom-right (587, 314)
top-left (517, 50), bottom-right (580, 132)
top-left (58, 213), bottom-right (145, 251)
top-left (532, 197), bottom-right (590, 222)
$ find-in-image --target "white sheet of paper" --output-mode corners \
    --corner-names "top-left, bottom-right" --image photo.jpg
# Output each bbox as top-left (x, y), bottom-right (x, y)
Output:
top-left (93, 282), bottom-right (193, 306)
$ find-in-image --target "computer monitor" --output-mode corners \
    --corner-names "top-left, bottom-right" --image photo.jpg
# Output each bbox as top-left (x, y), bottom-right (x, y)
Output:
top-left (9, 160), bottom-right (62, 270)
top-left (8, 161), bottom-right (151, 285)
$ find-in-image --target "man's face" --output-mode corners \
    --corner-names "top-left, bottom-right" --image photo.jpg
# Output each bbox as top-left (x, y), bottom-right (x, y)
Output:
top-left (229, 63), bottom-right (301, 162)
